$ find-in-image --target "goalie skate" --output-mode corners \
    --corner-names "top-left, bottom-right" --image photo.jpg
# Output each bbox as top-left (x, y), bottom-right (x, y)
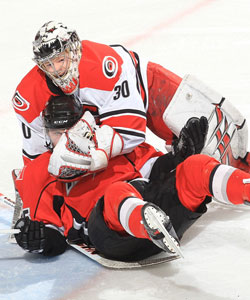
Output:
top-left (141, 203), bottom-right (184, 258)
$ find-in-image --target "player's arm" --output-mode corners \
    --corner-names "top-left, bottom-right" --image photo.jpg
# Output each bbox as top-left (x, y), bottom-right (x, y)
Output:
top-left (16, 115), bottom-right (49, 164)
top-left (12, 67), bottom-right (55, 164)
top-left (99, 94), bottom-right (147, 155)
top-left (13, 154), bottom-right (68, 256)
top-left (98, 45), bottom-right (148, 154)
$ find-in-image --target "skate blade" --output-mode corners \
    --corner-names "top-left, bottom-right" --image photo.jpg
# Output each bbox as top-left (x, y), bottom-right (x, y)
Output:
top-left (146, 207), bottom-right (184, 258)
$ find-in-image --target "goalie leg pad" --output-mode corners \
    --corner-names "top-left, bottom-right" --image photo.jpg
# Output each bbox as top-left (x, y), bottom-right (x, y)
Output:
top-left (163, 74), bottom-right (248, 165)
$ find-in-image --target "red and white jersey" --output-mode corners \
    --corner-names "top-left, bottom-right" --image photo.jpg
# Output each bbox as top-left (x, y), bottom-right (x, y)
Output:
top-left (15, 143), bottom-right (162, 238)
top-left (12, 40), bottom-right (181, 165)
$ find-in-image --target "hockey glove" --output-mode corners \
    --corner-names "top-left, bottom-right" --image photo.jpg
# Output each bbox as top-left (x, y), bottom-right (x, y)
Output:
top-left (48, 111), bottom-right (96, 180)
top-left (172, 116), bottom-right (208, 161)
top-left (89, 124), bottom-right (124, 171)
top-left (67, 111), bottom-right (124, 171)
top-left (48, 131), bottom-right (93, 180)
top-left (48, 111), bottom-right (123, 180)
top-left (14, 217), bottom-right (67, 256)
top-left (14, 217), bottom-right (46, 253)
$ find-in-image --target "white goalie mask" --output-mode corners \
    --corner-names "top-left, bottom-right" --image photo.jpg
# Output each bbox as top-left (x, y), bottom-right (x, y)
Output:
top-left (33, 21), bottom-right (82, 94)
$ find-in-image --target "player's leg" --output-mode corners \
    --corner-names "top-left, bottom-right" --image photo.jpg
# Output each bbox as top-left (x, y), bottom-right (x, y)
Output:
top-left (176, 154), bottom-right (250, 210)
top-left (102, 180), bottom-right (179, 254)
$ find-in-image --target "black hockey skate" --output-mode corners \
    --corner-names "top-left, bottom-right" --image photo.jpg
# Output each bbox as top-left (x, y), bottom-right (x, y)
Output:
top-left (141, 203), bottom-right (184, 258)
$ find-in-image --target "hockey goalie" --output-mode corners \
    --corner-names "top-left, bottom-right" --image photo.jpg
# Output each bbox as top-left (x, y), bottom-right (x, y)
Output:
top-left (11, 20), bottom-right (250, 174)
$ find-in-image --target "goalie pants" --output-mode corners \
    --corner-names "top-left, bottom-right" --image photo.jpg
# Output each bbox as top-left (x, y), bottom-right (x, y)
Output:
top-left (146, 62), bottom-right (182, 143)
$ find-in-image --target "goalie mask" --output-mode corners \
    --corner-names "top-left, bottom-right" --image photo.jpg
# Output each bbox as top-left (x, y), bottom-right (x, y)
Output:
top-left (33, 21), bottom-right (82, 94)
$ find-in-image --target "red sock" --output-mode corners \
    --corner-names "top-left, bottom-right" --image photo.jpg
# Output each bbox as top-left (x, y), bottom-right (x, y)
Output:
top-left (176, 154), bottom-right (250, 207)
top-left (103, 181), bottom-right (149, 239)
top-left (176, 154), bottom-right (219, 211)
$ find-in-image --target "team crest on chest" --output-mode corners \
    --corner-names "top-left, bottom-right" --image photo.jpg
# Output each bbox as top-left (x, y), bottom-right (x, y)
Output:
top-left (102, 56), bottom-right (118, 78)
top-left (12, 91), bottom-right (30, 111)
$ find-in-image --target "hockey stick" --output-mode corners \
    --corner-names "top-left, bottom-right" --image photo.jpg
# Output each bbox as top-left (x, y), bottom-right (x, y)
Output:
top-left (0, 227), bottom-right (180, 268)
top-left (0, 193), bottom-right (15, 208)
top-left (0, 192), bottom-right (180, 268)
top-left (0, 228), bottom-right (20, 234)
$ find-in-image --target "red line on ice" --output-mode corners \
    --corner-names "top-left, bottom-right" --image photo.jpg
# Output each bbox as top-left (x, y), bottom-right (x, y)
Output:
top-left (124, 0), bottom-right (216, 47)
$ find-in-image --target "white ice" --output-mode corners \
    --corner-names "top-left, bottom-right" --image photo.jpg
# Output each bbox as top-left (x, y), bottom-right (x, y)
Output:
top-left (1, 0), bottom-right (250, 299)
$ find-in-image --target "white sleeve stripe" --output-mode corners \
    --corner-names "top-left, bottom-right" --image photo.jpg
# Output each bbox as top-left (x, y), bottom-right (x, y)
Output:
top-left (212, 165), bottom-right (235, 203)
top-left (139, 157), bottom-right (159, 179)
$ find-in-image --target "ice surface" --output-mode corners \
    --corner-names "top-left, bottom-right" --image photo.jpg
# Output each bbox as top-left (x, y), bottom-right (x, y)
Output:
top-left (1, 0), bottom-right (250, 299)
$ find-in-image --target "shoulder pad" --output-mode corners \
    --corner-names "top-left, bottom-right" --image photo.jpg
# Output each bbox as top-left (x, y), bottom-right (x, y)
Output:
top-left (79, 40), bottom-right (123, 91)
top-left (12, 66), bottom-right (55, 123)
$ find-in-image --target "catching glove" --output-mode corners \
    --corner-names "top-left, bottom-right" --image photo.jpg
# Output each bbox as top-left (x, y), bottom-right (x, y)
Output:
top-left (89, 124), bottom-right (124, 171)
top-left (48, 111), bottom-right (123, 180)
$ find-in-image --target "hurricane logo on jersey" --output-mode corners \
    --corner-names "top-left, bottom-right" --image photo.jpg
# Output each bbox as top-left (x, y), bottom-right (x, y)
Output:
top-left (12, 91), bottom-right (30, 111)
top-left (102, 56), bottom-right (118, 79)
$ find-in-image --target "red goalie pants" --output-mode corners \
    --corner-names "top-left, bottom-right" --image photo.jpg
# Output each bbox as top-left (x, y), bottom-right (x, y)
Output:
top-left (146, 62), bottom-right (182, 144)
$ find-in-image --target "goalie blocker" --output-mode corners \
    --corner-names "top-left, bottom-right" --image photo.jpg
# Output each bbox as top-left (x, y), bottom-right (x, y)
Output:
top-left (163, 75), bottom-right (250, 173)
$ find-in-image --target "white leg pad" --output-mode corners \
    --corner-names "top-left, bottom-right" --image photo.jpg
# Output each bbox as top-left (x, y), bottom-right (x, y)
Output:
top-left (163, 74), bottom-right (248, 163)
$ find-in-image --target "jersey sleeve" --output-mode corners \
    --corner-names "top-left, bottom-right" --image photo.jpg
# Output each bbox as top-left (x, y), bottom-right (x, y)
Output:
top-left (16, 114), bottom-right (49, 164)
top-left (12, 67), bottom-right (55, 164)
top-left (15, 153), bottom-right (62, 225)
top-left (15, 152), bottom-right (75, 238)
